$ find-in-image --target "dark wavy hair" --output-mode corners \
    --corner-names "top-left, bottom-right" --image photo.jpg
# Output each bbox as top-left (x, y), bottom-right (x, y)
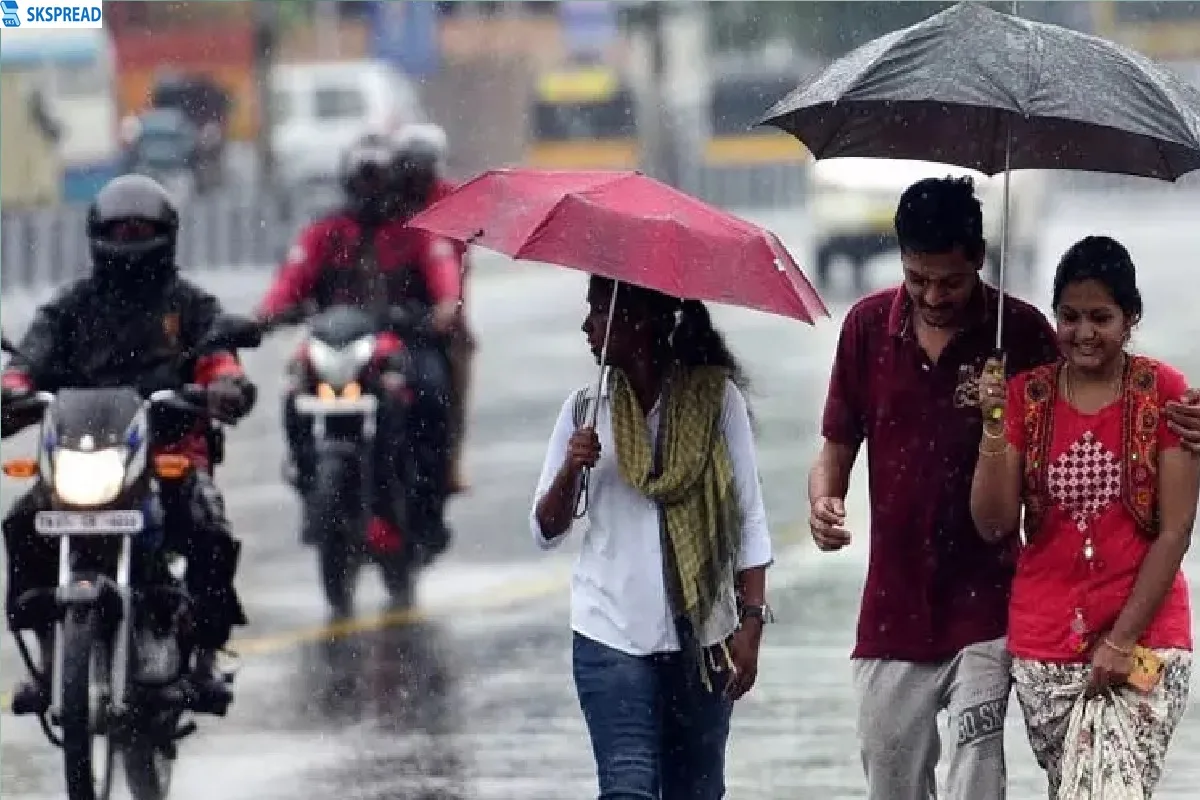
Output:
top-left (1052, 235), bottom-right (1143, 322)
top-left (588, 276), bottom-right (752, 395)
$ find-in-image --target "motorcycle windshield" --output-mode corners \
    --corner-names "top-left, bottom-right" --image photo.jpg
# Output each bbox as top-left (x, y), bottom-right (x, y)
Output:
top-left (308, 305), bottom-right (379, 348)
top-left (47, 388), bottom-right (144, 450)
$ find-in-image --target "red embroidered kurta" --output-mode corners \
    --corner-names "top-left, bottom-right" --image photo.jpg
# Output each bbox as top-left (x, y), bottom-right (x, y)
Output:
top-left (1004, 357), bottom-right (1192, 662)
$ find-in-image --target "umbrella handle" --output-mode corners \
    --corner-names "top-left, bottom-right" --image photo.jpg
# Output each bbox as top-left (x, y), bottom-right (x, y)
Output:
top-left (571, 282), bottom-right (622, 520)
top-left (571, 366), bottom-right (607, 519)
top-left (573, 470), bottom-right (591, 520)
top-left (983, 347), bottom-right (1008, 426)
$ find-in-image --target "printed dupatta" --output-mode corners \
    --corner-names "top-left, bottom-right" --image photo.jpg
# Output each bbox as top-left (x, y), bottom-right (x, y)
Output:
top-left (1020, 356), bottom-right (1161, 540)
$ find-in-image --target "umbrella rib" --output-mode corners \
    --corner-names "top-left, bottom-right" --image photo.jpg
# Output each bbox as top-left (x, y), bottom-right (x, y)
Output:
top-left (764, 238), bottom-right (811, 321)
top-left (759, 13), bottom-right (922, 132)
top-left (1158, 139), bottom-right (1178, 182)
top-left (510, 193), bottom-right (580, 264)
top-left (811, 106), bottom-right (852, 163)
top-left (757, 229), bottom-right (828, 322)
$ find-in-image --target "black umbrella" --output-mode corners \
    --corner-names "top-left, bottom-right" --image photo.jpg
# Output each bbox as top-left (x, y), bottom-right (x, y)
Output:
top-left (760, 0), bottom-right (1200, 347)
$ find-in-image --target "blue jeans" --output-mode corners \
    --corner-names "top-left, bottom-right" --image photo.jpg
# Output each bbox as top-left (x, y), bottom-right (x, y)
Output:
top-left (572, 632), bottom-right (734, 800)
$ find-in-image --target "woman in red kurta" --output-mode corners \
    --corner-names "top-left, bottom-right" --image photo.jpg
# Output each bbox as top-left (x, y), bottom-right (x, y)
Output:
top-left (971, 236), bottom-right (1200, 798)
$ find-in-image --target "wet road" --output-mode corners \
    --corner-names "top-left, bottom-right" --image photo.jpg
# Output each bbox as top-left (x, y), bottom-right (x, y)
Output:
top-left (4, 192), bottom-right (1200, 798)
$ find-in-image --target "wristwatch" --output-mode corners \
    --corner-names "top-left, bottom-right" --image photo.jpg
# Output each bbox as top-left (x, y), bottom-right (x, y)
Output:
top-left (738, 603), bottom-right (774, 625)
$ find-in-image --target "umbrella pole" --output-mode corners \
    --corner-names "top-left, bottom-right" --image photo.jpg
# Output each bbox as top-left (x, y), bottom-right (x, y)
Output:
top-left (573, 280), bottom-right (621, 518)
top-left (995, 0), bottom-right (1020, 352)
top-left (588, 280), bottom-right (620, 428)
top-left (994, 119), bottom-right (1014, 352)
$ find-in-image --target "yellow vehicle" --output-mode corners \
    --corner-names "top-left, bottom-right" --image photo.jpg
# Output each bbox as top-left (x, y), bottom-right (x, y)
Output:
top-left (704, 68), bottom-right (810, 167)
top-left (1089, 1), bottom-right (1200, 61)
top-left (526, 66), bottom-right (640, 170)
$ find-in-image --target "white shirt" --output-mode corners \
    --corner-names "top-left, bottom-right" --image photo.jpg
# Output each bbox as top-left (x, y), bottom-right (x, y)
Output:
top-left (530, 377), bottom-right (773, 656)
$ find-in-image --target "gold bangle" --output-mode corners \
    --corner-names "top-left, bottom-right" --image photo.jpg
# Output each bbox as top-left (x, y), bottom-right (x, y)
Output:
top-left (1102, 637), bottom-right (1134, 657)
top-left (979, 443), bottom-right (1007, 457)
top-left (982, 427), bottom-right (1005, 440)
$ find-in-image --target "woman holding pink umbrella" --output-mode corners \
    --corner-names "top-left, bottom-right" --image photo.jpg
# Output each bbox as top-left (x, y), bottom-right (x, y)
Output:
top-left (532, 275), bottom-right (773, 799)
top-left (406, 167), bottom-right (827, 798)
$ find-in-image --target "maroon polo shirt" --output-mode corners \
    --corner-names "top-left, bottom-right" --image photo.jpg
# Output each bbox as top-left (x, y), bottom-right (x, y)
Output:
top-left (822, 283), bottom-right (1059, 662)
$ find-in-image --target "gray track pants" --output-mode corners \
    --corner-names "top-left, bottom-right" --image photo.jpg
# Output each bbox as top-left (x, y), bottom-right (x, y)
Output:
top-left (853, 637), bottom-right (1011, 800)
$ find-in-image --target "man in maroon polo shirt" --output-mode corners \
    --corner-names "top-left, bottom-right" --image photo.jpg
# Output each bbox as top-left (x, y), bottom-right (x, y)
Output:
top-left (807, 176), bottom-right (1200, 800)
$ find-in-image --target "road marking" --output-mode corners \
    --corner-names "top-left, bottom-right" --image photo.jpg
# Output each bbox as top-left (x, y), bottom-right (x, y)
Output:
top-left (0, 572), bottom-right (569, 714)
top-left (231, 570), bottom-right (572, 655)
top-left (1, 525), bottom-right (809, 713)
top-left (233, 522), bottom-right (805, 656)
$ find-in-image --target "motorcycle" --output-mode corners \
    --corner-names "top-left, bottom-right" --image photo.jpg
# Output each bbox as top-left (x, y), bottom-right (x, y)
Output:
top-left (0, 315), bottom-right (261, 800)
top-left (288, 304), bottom-right (431, 616)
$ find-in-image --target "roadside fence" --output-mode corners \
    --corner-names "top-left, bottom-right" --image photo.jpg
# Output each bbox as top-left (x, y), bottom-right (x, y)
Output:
top-left (1, 163), bottom-right (812, 295)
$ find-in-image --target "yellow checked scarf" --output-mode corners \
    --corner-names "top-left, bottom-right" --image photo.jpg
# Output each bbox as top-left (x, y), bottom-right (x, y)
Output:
top-left (609, 365), bottom-right (741, 689)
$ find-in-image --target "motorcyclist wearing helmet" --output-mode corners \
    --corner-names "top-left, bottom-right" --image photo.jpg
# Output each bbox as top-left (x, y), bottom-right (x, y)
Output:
top-left (0, 174), bottom-right (256, 717)
top-left (391, 123), bottom-right (476, 495)
top-left (257, 133), bottom-right (460, 563)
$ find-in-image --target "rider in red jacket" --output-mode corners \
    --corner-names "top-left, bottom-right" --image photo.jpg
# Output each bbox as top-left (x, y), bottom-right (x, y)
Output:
top-left (392, 123), bottom-right (475, 494)
top-left (257, 134), bottom-right (461, 327)
top-left (257, 134), bottom-right (459, 561)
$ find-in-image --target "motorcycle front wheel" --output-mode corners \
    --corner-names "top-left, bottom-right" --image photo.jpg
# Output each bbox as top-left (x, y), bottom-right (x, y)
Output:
top-left (380, 557), bottom-right (414, 609)
top-left (60, 608), bottom-right (117, 800)
top-left (123, 729), bottom-right (176, 800)
top-left (312, 453), bottom-right (363, 617)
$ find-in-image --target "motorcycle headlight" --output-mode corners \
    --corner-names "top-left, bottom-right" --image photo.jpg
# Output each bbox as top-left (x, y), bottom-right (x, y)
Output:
top-left (308, 335), bottom-right (377, 390)
top-left (53, 448), bottom-right (128, 507)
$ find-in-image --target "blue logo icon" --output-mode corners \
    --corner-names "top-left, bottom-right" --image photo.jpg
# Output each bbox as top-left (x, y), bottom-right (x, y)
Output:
top-left (1, 0), bottom-right (20, 28)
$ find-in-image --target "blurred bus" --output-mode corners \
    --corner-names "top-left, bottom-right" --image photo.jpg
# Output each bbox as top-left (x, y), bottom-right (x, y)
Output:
top-left (0, 28), bottom-right (121, 202)
top-left (703, 67), bottom-right (810, 167)
top-left (1090, 1), bottom-right (1200, 61)
top-left (526, 66), bottom-right (640, 169)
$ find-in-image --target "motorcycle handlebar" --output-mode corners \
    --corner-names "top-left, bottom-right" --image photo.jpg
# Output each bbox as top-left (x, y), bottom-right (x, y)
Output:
top-left (5, 390), bottom-right (56, 413)
top-left (6, 386), bottom-right (235, 425)
top-left (264, 304), bottom-right (446, 343)
top-left (257, 305), bottom-right (307, 334)
top-left (150, 385), bottom-right (239, 424)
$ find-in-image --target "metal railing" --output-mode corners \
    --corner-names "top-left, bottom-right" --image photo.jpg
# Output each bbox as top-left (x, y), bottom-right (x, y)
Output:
top-left (1, 163), bottom-right (813, 295)
top-left (2, 189), bottom-right (335, 293)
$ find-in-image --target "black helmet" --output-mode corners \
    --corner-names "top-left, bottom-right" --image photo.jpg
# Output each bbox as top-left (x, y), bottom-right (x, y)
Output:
top-left (340, 133), bottom-right (397, 225)
top-left (390, 136), bottom-right (440, 210)
top-left (87, 174), bottom-right (179, 293)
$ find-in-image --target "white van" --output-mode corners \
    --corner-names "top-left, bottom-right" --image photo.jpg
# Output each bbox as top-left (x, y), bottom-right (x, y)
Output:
top-left (808, 157), bottom-right (1047, 293)
top-left (269, 60), bottom-right (425, 187)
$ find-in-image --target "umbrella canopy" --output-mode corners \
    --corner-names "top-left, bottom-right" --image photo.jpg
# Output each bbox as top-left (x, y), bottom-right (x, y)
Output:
top-left (760, 0), bottom-right (1200, 180)
top-left (407, 168), bottom-right (829, 324)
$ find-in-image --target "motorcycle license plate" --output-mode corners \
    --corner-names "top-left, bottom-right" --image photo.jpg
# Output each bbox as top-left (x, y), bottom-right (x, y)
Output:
top-left (35, 510), bottom-right (144, 536)
top-left (295, 394), bottom-right (378, 416)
